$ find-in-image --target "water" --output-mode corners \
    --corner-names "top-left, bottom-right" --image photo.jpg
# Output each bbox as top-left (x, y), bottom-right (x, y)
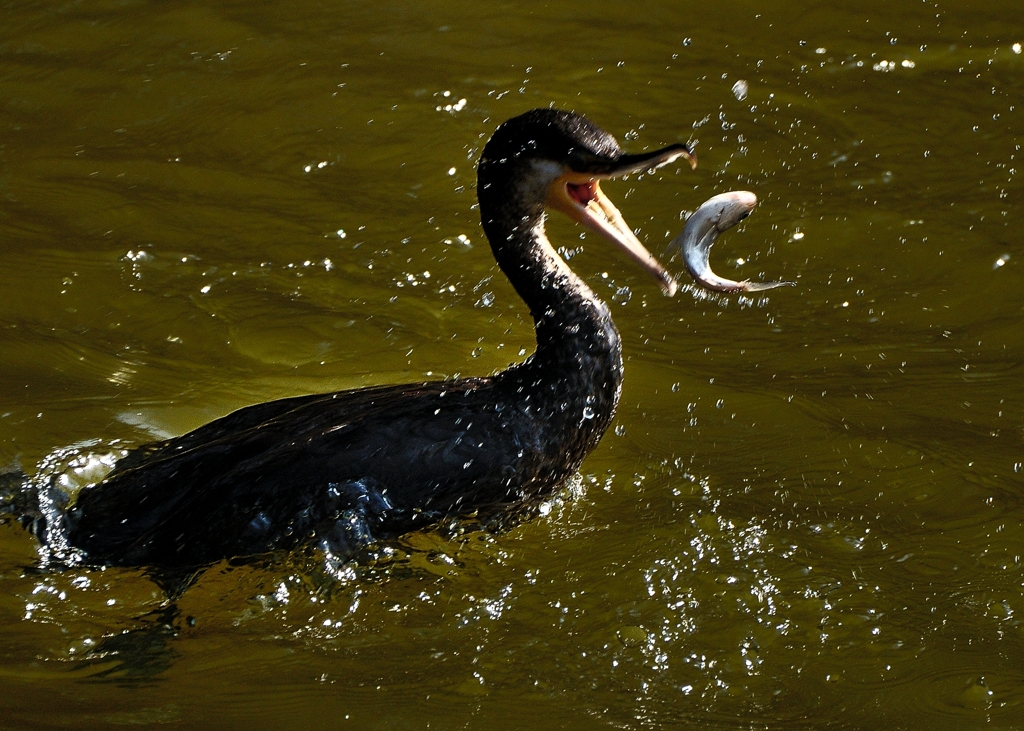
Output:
top-left (2, 0), bottom-right (1023, 728)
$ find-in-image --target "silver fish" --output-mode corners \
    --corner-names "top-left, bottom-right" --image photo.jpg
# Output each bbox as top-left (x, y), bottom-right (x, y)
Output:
top-left (673, 191), bottom-right (794, 293)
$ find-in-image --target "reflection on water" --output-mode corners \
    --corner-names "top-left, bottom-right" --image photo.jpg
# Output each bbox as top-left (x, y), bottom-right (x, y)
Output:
top-left (2, 0), bottom-right (1024, 727)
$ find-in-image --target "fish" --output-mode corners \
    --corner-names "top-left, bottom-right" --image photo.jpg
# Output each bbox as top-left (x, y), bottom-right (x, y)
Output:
top-left (673, 191), bottom-right (794, 293)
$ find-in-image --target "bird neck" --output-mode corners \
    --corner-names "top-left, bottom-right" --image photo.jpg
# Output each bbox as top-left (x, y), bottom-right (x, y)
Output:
top-left (478, 173), bottom-right (623, 441)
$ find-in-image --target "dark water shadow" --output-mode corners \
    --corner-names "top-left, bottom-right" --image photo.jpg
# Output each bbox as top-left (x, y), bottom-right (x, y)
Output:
top-left (70, 603), bottom-right (184, 685)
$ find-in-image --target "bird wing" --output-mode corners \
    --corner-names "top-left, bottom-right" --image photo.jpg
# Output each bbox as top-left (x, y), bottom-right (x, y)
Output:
top-left (68, 378), bottom-right (545, 566)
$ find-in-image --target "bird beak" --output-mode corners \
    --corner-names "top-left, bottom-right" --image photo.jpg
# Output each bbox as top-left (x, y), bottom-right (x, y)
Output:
top-left (545, 144), bottom-right (696, 297)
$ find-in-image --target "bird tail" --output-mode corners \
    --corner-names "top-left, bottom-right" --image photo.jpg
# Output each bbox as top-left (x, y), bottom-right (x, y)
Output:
top-left (1, 463), bottom-right (39, 536)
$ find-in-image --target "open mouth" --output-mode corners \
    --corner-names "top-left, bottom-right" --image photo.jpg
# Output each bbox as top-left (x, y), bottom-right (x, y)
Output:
top-left (566, 181), bottom-right (598, 207)
top-left (545, 145), bottom-right (696, 297)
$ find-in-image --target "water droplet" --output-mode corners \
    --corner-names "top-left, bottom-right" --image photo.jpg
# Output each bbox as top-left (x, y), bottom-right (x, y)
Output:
top-left (1014, 462), bottom-right (1022, 473)
top-left (617, 626), bottom-right (648, 646)
top-left (614, 424), bottom-right (626, 436)
top-left (716, 399), bottom-right (725, 409)
top-left (582, 406), bottom-right (595, 420)
top-left (671, 382), bottom-right (680, 393)
top-left (732, 80), bottom-right (748, 101)
top-left (960, 678), bottom-right (994, 710)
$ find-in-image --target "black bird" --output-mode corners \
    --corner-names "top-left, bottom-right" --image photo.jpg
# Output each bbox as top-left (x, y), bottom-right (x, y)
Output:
top-left (28, 109), bottom-right (695, 569)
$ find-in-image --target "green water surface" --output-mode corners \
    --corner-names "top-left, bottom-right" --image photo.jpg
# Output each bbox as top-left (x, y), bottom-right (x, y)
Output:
top-left (1, 1), bottom-right (1023, 728)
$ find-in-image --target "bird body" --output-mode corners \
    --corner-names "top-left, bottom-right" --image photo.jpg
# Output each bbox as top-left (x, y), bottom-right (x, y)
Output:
top-left (67, 332), bottom-right (619, 567)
